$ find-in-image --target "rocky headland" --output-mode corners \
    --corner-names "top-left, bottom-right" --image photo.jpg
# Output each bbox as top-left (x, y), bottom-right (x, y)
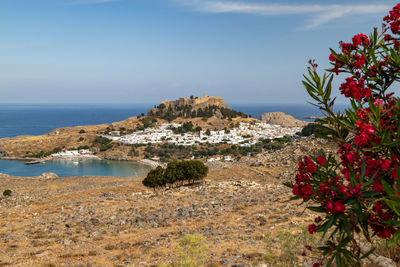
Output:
top-left (260, 112), bottom-right (308, 128)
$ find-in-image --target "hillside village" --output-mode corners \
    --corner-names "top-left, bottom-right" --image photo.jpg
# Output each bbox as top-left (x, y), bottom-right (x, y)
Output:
top-left (102, 122), bottom-right (302, 147)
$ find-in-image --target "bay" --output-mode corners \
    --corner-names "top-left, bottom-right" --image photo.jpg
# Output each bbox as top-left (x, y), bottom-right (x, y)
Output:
top-left (0, 158), bottom-right (151, 178)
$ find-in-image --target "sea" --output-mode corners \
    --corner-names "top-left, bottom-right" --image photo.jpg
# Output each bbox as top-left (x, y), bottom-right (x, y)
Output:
top-left (0, 103), bottom-right (347, 139)
top-left (0, 102), bottom-right (346, 177)
top-left (0, 158), bottom-right (151, 178)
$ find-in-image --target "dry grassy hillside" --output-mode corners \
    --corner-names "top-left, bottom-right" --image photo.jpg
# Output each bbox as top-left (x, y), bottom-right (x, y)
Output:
top-left (0, 139), bottom-right (318, 267)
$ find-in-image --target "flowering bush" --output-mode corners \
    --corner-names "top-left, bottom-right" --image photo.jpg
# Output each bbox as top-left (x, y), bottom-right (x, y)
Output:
top-left (288, 3), bottom-right (400, 266)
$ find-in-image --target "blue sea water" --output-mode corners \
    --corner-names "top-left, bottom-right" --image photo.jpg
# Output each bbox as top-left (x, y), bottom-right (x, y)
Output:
top-left (0, 158), bottom-right (151, 177)
top-left (0, 103), bottom-right (150, 139)
top-left (0, 103), bottom-right (346, 139)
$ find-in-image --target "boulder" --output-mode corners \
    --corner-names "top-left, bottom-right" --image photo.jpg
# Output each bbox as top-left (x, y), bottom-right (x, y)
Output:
top-left (38, 172), bottom-right (59, 179)
top-left (260, 112), bottom-right (308, 127)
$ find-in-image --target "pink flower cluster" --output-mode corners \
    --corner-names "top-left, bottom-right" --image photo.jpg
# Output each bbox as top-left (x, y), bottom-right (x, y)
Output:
top-left (339, 77), bottom-right (370, 101)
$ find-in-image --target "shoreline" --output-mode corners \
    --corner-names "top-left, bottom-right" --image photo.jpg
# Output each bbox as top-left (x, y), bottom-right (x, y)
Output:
top-left (0, 155), bottom-right (161, 169)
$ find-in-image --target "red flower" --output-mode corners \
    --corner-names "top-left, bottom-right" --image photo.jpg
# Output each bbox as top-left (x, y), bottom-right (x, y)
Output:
top-left (382, 213), bottom-right (393, 220)
top-left (292, 184), bottom-right (300, 196)
top-left (392, 167), bottom-right (398, 180)
top-left (306, 162), bottom-right (317, 174)
top-left (308, 224), bottom-right (317, 234)
top-left (356, 121), bottom-right (375, 134)
top-left (317, 155), bottom-right (327, 166)
top-left (375, 201), bottom-right (388, 215)
top-left (300, 183), bottom-right (313, 199)
top-left (354, 132), bottom-right (370, 146)
top-left (339, 77), bottom-right (371, 101)
top-left (377, 228), bottom-right (392, 239)
top-left (380, 159), bottom-right (391, 171)
top-left (340, 42), bottom-right (354, 54)
top-left (320, 183), bottom-right (331, 196)
top-left (313, 263), bottom-right (320, 267)
top-left (326, 201), bottom-right (334, 213)
top-left (372, 181), bottom-right (384, 192)
top-left (333, 200), bottom-right (346, 214)
top-left (352, 33), bottom-right (370, 47)
top-left (338, 184), bottom-right (347, 195)
top-left (353, 54), bottom-right (366, 69)
top-left (347, 184), bottom-right (362, 198)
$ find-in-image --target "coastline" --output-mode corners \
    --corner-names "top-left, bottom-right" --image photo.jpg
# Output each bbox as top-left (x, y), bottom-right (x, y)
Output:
top-left (138, 158), bottom-right (164, 168)
top-left (0, 154), bottom-right (161, 170)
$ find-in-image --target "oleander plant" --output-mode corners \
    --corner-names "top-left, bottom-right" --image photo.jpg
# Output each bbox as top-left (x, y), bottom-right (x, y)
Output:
top-left (287, 3), bottom-right (400, 266)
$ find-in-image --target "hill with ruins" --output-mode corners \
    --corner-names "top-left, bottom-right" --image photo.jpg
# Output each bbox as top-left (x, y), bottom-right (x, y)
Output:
top-left (147, 94), bottom-right (248, 120)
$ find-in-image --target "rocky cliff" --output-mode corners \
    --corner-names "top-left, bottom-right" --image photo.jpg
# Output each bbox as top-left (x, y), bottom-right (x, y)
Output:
top-left (149, 94), bottom-right (228, 113)
top-left (260, 112), bottom-right (308, 127)
top-left (147, 94), bottom-right (244, 119)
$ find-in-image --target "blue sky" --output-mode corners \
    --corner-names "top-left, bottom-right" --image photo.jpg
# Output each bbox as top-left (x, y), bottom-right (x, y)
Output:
top-left (0, 0), bottom-right (395, 104)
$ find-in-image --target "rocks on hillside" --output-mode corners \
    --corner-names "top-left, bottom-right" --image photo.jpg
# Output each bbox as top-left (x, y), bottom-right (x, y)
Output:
top-left (260, 112), bottom-right (308, 127)
top-left (0, 151), bottom-right (9, 157)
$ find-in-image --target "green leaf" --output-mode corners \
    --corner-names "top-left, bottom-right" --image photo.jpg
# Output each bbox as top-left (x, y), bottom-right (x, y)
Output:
top-left (318, 215), bottom-right (337, 240)
top-left (327, 254), bottom-right (335, 267)
top-left (383, 199), bottom-right (400, 216)
top-left (307, 206), bottom-right (326, 212)
top-left (361, 191), bottom-right (380, 198)
top-left (382, 180), bottom-right (395, 198)
top-left (341, 219), bottom-right (351, 239)
top-left (388, 230), bottom-right (400, 247)
top-left (360, 161), bottom-right (366, 180)
top-left (360, 247), bottom-right (375, 260)
top-left (336, 251), bottom-right (342, 267)
top-left (324, 74), bottom-right (334, 100)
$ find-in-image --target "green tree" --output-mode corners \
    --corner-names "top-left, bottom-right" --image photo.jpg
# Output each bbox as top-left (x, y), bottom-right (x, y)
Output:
top-left (183, 160), bottom-right (208, 184)
top-left (163, 160), bottom-right (184, 186)
top-left (142, 166), bottom-right (165, 189)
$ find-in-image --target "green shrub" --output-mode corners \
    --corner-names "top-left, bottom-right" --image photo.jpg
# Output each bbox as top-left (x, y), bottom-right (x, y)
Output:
top-left (93, 136), bottom-right (112, 145)
top-left (288, 4), bottom-right (400, 265)
top-left (176, 234), bottom-right (208, 267)
top-left (3, 189), bottom-right (12, 196)
top-left (300, 123), bottom-right (316, 137)
top-left (99, 143), bottom-right (113, 152)
top-left (263, 228), bottom-right (322, 266)
top-left (28, 150), bottom-right (51, 158)
top-left (52, 147), bottom-right (62, 153)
